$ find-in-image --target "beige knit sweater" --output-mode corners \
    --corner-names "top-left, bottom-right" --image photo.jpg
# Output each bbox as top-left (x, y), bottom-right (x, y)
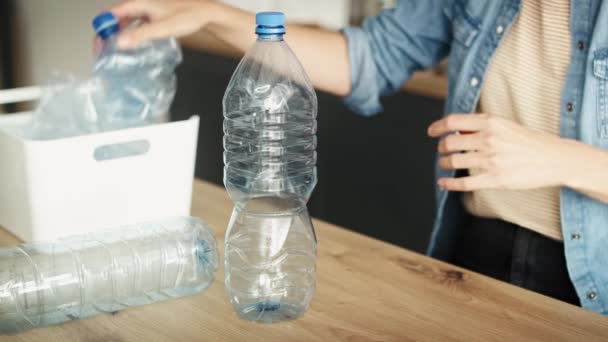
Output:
top-left (463, 0), bottom-right (571, 241)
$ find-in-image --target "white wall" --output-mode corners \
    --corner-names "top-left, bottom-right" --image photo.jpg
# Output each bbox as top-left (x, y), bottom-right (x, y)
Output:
top-left (14, 0), bottom-right (116, 87)
top-left (222, 0), bottom-right (350, 30)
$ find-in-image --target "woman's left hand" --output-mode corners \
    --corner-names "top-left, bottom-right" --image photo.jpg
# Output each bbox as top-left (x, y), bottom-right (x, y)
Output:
top-left (427, 113), bottom-right (577, 191)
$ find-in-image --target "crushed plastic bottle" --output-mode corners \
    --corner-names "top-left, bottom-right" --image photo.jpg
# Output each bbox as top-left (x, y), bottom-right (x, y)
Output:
top-left (24, 12), bottom-right (182, 140)
top-left (91, 12), bottom-right (181, 131)
top-left (0, 217), bottom-right (218, 334)
top-left (223, 12), bottom-right (318, 323)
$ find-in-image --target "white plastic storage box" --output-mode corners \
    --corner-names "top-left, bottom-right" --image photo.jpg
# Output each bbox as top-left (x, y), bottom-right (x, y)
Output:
top-left (0, 87), bottom-right (199, 242)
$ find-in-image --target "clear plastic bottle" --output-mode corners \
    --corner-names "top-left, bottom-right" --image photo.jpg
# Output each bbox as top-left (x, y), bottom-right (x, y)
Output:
top-left (223, 12), bottom-right (318, 323)
top-left (0, 217), bottom-right (219, 334)
top-left (26, 12), bottom-right (182, 141)
top-left (91, 12), bottom-right (182, 131)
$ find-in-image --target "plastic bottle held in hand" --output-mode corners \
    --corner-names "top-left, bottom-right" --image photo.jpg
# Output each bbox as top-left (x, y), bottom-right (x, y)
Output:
top-left (92, 12), bottom-right (182, 131)
top-left (0, 217), bottom-right (219, 334)
top-left (223, 12), bottom-right (318, 323)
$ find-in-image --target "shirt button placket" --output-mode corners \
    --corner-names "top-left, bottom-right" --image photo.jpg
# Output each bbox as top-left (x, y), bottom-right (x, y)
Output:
top-left (577, 40), bottom-right (585, 51)
top-left (566, 102), bottom-right (574, 112)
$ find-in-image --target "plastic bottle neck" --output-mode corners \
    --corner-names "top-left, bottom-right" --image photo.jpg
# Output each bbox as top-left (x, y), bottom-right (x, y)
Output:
top-left (100, 33), bottom-right (118, 43)
top-left (96, 23), bottom-right (119, 41)
top-left (96, 34), bottom-right (118, 58)
top-left (99, 32), bottom-right (118, 42)
top-left (256, 34), bottom-right (284, 42)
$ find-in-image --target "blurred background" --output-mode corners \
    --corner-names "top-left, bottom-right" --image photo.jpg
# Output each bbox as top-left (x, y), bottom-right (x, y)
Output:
top-left (0, 0), bottom-right (446, 253)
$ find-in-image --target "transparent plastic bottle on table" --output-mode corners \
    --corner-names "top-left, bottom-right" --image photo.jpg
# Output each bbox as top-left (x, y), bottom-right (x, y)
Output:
top-left (223, 12), bottom-right (318, 323)
top-left (0, 217), bottom-right (219, 334)
top-left (91, 12), bottom-right (182, 131)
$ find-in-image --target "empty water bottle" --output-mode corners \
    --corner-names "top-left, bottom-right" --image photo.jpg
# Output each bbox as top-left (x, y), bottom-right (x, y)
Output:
top-left (92, 12), bottom-right (182, 131)
top-left (24, 12), bottom-right (182, 140)
top-left (0, 217), bottom-right (219, 334)
top-left (223, 12), bottom-right (318, 323)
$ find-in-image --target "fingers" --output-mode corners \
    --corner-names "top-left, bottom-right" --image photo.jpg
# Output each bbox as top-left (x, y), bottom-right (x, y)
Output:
top-left (438, 174), bottom-right (493, 191)
top-left (106, 0), bottom-right (211, 49)
top-left (427, 113), bottom-right (490, 137)
top-left (112, 0), bottom-right (165, 21)
top-left (119, 17), bottom-right (138, 30)
top-left (117, 17), bottom-right (186, 49)
top-left (110, 0), bottom-right (167, 49)
top-left (438, 132), bottom-right (484, 154)
top-left (438, 152), bottom-right (488, 170)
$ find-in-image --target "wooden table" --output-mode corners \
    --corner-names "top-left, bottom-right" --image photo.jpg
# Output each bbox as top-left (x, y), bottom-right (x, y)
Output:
top-left (1, 180), bottom-right (607, 341)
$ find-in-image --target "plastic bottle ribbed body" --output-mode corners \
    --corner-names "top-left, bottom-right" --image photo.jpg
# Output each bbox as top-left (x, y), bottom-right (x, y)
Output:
top-left (222, 34), bottom-right (318, 203)
top-left (0, 217), bottom-right (218, 334)
top-left (222, 23), bottom-right (318, 323)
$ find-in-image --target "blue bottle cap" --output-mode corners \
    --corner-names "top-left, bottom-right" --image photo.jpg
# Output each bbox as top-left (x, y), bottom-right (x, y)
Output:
top-left (93, 12), bottom-right (120, 40)
top-left (255, 12), bottom-right (286, 35)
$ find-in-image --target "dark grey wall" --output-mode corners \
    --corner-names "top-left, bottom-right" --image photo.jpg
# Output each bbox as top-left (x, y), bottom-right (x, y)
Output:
top-left (1, 0), bottom-right (16, 112)
top-left (171, 49), bottom-right (444, 253)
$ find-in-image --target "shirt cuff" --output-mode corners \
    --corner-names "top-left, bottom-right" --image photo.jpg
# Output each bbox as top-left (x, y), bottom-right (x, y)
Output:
top-left (341, 26), bottom-right (384, 117)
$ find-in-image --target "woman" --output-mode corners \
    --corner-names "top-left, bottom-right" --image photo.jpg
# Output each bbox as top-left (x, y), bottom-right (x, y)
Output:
top-left (109, 0), bottom-right (608, 314)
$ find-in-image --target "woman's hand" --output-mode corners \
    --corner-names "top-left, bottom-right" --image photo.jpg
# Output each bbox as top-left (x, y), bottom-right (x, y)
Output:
top-left (427, 113), bottom-right (579, 191)
top-left (99, 0), bottom-right (350, 96)
top-left (109, 0), bottom-right (217, 49)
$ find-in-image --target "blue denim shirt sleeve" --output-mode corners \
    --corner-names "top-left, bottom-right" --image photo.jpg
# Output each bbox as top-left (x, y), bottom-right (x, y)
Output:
top-left (342, 0), bottom-right (452, 116)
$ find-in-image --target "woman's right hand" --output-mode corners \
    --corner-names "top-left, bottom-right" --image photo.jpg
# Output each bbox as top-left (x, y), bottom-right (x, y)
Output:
top-left (110, 0), bottom-right (218, 49)
top-left (105, 0), bottom-right (350, 97)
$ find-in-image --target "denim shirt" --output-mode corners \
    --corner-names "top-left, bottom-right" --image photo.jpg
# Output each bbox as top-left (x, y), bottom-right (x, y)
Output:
top-left (343, 0), bottom-right (608, 314)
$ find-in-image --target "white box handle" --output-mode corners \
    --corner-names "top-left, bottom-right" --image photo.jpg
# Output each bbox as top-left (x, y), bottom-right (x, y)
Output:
top-left (25, 116), bottom-right (199, 167)
top-left (93, 139), bottom-right (151, 161)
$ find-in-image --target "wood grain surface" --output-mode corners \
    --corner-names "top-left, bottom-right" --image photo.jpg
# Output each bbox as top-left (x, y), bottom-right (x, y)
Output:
top-left (1, 180), bottom-right (607, 342)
